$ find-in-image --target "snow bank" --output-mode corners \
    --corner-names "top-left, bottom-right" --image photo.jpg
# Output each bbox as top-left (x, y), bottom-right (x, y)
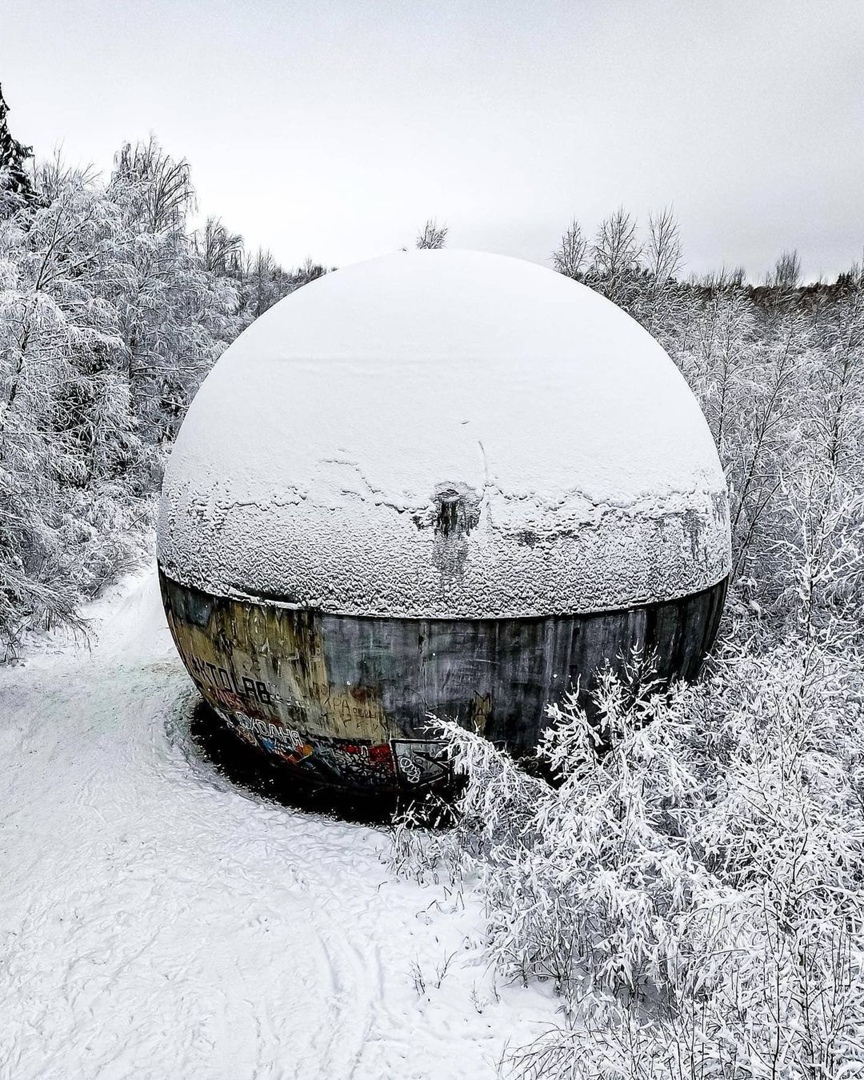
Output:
top-left (158, 250), bottom-right (729, 617)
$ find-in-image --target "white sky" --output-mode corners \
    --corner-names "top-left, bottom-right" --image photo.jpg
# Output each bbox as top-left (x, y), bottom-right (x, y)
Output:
top-left (2, 0), bottom-right (862, 281)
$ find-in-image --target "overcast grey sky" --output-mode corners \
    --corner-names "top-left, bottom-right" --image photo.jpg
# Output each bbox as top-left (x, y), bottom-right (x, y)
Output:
top-left (2, 0), bottom-right (862, 281)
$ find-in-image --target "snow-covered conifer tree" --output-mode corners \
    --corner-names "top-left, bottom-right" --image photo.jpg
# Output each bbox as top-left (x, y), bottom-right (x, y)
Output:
top-left (0, 84), bottom-right (36, 214)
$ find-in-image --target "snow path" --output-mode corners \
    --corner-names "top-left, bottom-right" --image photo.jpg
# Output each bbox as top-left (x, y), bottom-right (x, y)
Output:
top-left (0, 568), bottom-right (557, 1080)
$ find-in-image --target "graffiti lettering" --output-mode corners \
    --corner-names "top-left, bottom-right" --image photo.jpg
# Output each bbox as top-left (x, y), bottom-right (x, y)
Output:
top-left (183, 649), bottom-right (273, 706)
top-left (237, 714), bottom-right (309, 754)
top-left (391, 739), bottom-right (450, 788)
top-left (228, 720), bottom-right (399, 789)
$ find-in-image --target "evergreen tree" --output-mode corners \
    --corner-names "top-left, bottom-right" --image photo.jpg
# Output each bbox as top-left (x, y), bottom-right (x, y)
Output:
top-left (0, 84), bottom-right (36, 211)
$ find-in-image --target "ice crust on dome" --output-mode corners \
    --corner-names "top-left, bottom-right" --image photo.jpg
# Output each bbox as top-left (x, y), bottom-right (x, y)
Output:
top-left (158, 250), bottom-right (730, 618)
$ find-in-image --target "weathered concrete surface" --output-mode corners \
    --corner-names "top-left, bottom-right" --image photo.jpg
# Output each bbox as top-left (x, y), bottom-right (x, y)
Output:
top-left (160, 570), bottom-right (727, 793)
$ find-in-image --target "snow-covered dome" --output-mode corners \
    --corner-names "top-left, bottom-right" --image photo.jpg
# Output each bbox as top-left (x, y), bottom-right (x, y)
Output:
top-left (158, 250), bottom-right (730, 619)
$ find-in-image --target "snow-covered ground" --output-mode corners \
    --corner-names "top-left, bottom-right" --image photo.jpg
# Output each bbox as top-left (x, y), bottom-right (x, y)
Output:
top-left (0, 567), bottom-right (558, 1080)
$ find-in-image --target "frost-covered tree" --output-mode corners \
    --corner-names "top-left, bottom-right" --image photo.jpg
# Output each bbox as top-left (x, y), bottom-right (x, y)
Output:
top-left (241, 247), bottom-right (283, 320)
top-left (551, 207), bottom-right (682, 327)
top-left (236, 251), bottom-right (331, 323)
top-left (400, 217), bottom-right (864, 1079)
top-left (106, 144), bottom-right (241, 451)
top-left (771, 247), bottom-right (802, 291)
top-left (112, 137), bottom-right (195, 235)
top-left (0, 84), bottom-right (36, 213)
top-left (0, 166), bottom-right (130, 642)
top-left (194, 216), bottom-right (244, 277)
top-left (588, 207), bottom-right (643, 309)
top-left (551, 218), bottom-right (588, 280)
top-left (0, 125), bottom-right (332, 653)
top-left (396, 630), bottom-right (864, 1079)
top-left (636, 207), bottom-right (684, 335)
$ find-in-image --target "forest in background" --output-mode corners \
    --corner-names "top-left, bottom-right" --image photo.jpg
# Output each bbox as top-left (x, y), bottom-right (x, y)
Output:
top-left (1, 86), bottom-right (862, 657)
top-left (0, 87), bottom-right (331, 654)
top-left (2, 85), bottom-right (861, 657)
top-left (3, 83), bottom-right (864, 1078)
top-left (397, 224), bottom-right (864, 1076)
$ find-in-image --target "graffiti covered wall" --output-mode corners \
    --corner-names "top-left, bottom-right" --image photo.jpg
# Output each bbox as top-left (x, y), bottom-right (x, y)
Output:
top-left (160, 571), bottom-right (726, 793)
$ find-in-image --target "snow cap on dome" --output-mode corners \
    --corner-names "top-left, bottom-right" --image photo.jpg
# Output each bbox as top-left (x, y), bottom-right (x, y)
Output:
top-left (157, 249), bottom-right (730, 618)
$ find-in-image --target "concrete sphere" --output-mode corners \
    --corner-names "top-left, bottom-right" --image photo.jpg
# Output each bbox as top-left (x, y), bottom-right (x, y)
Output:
top-left (158, 250), bottom-right (730, 793)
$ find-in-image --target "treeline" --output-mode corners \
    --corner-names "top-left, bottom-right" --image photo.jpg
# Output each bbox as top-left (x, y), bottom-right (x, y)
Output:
top-left (552, 207), bottom-right (864, 646)
top-left (1, 87), bottom-right (862, 656)
top-left (396, 215), bottom-right (864, 1079)
top-left (393, 210), bottom-right (864, 1080)
top-left (0, 91), bottom-right (329, 653)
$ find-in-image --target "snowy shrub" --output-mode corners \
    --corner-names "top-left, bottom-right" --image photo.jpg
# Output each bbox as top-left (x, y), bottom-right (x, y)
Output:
top-left (395, 638), bottom-right (864, 1079)
top-left (390, 244), bottom-right (864, 1070)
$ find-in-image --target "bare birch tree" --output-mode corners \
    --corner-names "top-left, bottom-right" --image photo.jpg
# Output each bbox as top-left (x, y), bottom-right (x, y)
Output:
top-left (551, 218), bottom-right (588, 279)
